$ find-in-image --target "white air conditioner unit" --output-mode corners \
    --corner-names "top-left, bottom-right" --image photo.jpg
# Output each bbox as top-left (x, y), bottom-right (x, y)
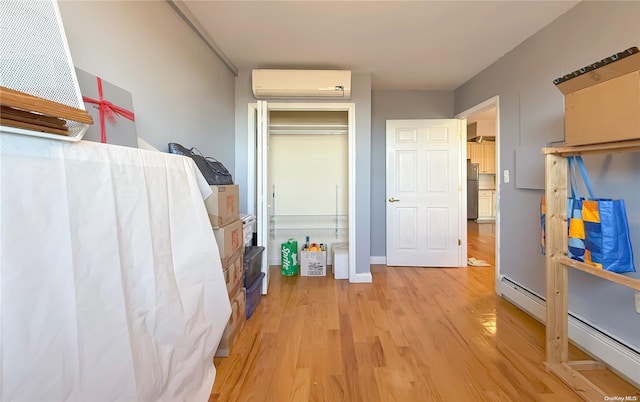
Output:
top-left (252, 69), bottom-right (351, 99)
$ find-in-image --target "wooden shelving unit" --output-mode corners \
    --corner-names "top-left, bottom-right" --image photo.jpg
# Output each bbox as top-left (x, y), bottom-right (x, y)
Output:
top-left (543, 139), bottom-right (640, 401)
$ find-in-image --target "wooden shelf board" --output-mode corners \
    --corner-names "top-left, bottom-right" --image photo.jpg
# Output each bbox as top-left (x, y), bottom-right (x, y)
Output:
top-left (567, 360), bottom-right (607, 371)
top-left (558, 256), bottom-right (640, 291)
top-left (543, 139), bottom-right (640, 156)
top-left (0, 86), bottom-right (93, 125)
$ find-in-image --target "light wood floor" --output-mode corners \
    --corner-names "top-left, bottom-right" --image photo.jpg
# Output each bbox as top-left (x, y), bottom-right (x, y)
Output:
top-left (211, 223), bottom-right (639, 401)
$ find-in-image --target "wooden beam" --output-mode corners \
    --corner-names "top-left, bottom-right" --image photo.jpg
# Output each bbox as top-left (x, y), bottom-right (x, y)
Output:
top-left (543, 139), bottom-right (640, 156)
top-left (0, 86), bottom-right (93, 125)
top-left (547, 363), bottom-right (608, 401)
top-left (568, 360), bottom-right (607, 371)
top-left (559, 257), bottom-right (640, 291)
top-left (545, 154), bottom-right (569, 365)
top-left (0, 117), bottom-right (69, 136)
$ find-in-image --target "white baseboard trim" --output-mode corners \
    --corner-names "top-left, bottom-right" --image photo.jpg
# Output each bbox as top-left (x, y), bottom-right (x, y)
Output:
top-left (497, 278), bottom-right (546, 322)
top-left (569, 316), bottom-right (640, 387)
top-left (350, 272), bottom-right (372, 283)
top-left (497, 276), bottom-right (640, 387)
top-left (370, 256), bottom-right (386, 265)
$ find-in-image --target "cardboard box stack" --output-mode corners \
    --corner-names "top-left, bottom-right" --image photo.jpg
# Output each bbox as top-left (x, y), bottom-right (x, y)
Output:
top-left (244, 247), bottom-right (265, 320)
top-left (215, 286), bottom-right (245, 357)
top-left (205, 184), bottom-right (239, 228)
top-left (207, 184), bottom-right (245, 357)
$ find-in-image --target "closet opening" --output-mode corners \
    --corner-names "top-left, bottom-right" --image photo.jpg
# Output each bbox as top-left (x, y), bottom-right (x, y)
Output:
top-left (268, 110), bottom-right (349, 263)
top-left (248, 103), bottom-right (356, 294)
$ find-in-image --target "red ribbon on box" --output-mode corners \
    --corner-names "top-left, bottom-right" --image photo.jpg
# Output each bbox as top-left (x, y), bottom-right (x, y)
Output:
top-left (82, 76), bottom-right (135, 143)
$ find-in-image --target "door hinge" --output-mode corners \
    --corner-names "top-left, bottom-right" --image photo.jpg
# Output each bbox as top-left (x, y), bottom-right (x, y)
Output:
top-left (458, 185), bottom-right (462, 192)
top-left (458, 132), bottom-right (461, 139)
top-left (458, 239), bottom-right (461, 246)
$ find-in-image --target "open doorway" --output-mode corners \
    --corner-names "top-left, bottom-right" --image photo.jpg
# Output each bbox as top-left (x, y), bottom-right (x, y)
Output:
top-left (456, 97), bottom-right (499, 274)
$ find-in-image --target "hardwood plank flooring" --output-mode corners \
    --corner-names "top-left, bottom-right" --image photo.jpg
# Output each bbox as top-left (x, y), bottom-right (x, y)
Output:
top-left (211, 223), bottom-right (639, 401)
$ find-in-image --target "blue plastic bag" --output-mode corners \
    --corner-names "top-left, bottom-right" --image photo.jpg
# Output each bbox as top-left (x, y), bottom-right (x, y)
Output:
top-left (567, 156), bottom-right (635, 273)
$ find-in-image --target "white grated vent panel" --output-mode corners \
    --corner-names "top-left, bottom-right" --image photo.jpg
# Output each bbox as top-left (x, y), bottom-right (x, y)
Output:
top-left (0, 0), bottom-right (87, 140)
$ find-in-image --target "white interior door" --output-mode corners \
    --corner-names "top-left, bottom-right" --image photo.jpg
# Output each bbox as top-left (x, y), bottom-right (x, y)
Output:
top-left (256, 100), bottom-right (270, 294)
top-left (386, 119), bottom-right (463, 267)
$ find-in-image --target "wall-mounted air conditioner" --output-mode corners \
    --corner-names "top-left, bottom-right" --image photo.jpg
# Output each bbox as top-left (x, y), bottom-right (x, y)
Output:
top-left (252, 69), bottom-right (351, 99)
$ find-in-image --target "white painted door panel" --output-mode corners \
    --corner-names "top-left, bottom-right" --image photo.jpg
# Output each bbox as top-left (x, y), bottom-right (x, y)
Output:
top-left (386, 119), bottom-right (462, 267)
top-left (256, 100), bottom-right (270, 294)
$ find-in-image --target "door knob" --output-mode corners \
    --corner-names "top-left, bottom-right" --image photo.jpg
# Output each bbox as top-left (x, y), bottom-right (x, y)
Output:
top-left (388, 197), bottom-right (400, 203)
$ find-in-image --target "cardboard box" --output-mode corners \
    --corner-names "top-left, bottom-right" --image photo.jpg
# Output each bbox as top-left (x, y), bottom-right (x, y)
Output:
top-left (75, 68), bottom-right (138, 148)
top-left (220, 241), bottom-right (243, 268)
top-left (331, 243), bottom-right (349, 280)
top-left (555, 51), bottom-right (640, 146)
top-left (205, 185), bottom-right (239, 228)
top-left (215, 286), bottom-right (246, 357)
top-left (222, 247), bottom-right (243, 295)
top-left (300, 250), bottom-right (327, 277)
top-left (213, 219), bottom-right (243, 261)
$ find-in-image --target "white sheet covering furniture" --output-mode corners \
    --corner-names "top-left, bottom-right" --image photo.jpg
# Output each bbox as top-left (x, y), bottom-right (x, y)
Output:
top-left (0, 132), bottom-right (232, 402)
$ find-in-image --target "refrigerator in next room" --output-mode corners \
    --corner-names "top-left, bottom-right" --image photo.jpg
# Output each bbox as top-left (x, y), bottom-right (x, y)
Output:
top-left (467, 160), bottom-right (479, 220)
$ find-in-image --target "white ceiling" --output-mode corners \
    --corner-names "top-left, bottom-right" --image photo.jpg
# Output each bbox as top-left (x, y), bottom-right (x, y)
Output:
top-left (181, 1), bottom-right (578, 90)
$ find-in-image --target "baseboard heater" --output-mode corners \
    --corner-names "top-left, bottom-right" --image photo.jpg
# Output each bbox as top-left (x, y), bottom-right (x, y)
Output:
top-left (498, 275), bottom-right (640, 387)
top-left (500, 276), bottom-right (545, 304)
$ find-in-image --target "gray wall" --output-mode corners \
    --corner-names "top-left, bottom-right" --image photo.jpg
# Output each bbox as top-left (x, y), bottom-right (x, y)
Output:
top-left (455, 1), bottom-right (640, 352)
top-left (58, 1), bottom-right (236, 173)
top-left (235, 71), bottom-right (372, 275)
top-left (370, 91), bottom-right (454, 257)
top-left (234, 69), bottom-right (253, 212)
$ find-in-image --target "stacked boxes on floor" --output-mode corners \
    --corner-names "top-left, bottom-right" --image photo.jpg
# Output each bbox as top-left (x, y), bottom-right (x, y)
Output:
top-left (239, 213), bottom-right (256, 248)
top-left (243, 246), bottom-right (265, 319)
top-left (205, 184), bottom-right (239, 228)
top-left (239, 213), bottom-right (265, 319)
top-left (206, 184), bottom-right (245, 357)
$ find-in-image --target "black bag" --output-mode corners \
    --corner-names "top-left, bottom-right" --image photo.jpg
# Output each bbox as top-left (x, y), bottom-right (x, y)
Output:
top-left (167, 142), bottom-right (191, 156)
top-left (168, 143), bottom-right (233, 185)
